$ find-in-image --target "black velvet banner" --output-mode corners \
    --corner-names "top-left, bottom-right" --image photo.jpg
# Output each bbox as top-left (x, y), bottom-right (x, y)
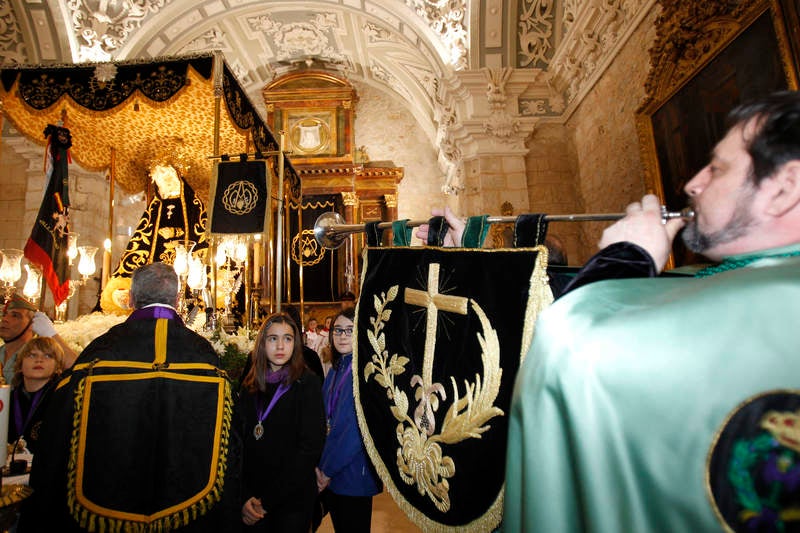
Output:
top-left (210, 161), bottom-right (269, 234)
top-left (354, 246), bottom-right (549, 531)
top-left (288, 196), bottom-right (340, 302)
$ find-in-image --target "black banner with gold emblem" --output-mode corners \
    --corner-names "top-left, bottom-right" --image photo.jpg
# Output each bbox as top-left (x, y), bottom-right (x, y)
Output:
top-left (354, 246), bottom-right (552, 531)
top-left (209, 160), bottom-right (269, 234)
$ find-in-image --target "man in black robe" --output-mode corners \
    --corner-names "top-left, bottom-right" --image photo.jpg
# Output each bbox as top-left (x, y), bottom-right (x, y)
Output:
top-left (21, 262), bottom-right (240, 532)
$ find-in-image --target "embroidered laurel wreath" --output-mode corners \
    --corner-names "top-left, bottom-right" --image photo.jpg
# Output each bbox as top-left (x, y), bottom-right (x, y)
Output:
top-left (363, 285), bottom-right (503, 512)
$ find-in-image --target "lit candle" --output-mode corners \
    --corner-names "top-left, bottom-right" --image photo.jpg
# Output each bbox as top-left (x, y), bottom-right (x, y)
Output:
top-left (252, 241), bottom-right (262, 286)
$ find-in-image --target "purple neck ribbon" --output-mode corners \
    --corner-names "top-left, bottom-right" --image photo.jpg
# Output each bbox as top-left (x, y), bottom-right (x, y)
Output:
top-left (255, 382), bottom-right (291, 426)
top-left (127, 305), bottom-right (183, 324)
top-left (13, 385), bottom-right (47, 436)
top-left (326, 360), bottom-right (352, 423)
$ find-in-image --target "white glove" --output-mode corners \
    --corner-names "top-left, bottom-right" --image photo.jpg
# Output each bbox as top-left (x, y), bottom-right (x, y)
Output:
top-left (31, 311), bottom-right (57, 338)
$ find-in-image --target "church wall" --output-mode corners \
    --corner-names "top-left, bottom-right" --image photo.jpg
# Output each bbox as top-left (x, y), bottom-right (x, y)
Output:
top-left (461, 154), bottom-right (530, 219)
top-left (524, 122), bottom-right (582, 265)
top-left (0, 133), bottom-right (109, 318)
top-left (352, 83), bottom-right (447, 244)
top-left (0, 143), bottom-right (30, 250)
top-left (564, 8), bottom-right (659, 263)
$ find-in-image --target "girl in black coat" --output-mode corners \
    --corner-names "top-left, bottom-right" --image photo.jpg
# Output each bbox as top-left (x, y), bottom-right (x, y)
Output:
top-left (235, 312), bottom-right (326, 532)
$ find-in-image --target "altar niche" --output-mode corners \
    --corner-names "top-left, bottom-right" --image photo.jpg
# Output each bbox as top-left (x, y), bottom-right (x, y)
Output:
top-left (263, 71), bottom-right (403, 310)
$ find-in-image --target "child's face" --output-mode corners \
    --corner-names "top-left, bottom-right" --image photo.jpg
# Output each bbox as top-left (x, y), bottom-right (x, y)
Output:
top-left (263, 321), bottom-right (295, 371)
top-left (22, 349), bottom-right (57, 381)
top-left (332, 316), bottom-right (354, 355)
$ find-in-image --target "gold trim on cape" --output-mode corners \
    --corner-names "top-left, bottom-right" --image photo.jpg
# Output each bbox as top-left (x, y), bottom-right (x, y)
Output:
top-left (65, 321), bottom-right (233, 532)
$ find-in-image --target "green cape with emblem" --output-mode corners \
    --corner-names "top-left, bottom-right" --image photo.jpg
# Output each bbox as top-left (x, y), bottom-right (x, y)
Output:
top-left (503, 252), bottom-right (800, 532)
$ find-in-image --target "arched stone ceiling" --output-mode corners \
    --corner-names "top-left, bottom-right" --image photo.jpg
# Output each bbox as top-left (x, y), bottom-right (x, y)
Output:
top-left (3, 0), bottom-right (657, 192)
top-left (8, 0), bottom-right (471, 143)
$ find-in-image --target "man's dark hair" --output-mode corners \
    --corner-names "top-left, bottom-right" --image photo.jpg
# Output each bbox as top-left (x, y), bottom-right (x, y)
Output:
top-left (728, 90), bottom-right (800, 184)
top-left (130, 262), bottom-right (179, 309)
top-left (544, 235), bottom-right (568, 266)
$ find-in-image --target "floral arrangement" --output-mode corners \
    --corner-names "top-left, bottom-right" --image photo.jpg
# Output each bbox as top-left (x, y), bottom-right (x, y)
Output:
top-left (196, 326), bottom-right (255, 381)
top-left (52, 312), bottom-right (255, 380)
top-left (53, 312), bottom-right (127, 353)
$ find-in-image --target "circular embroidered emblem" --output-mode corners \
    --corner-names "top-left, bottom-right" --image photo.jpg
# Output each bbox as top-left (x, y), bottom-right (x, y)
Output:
top-left (708, 390), bottom-right (800, 532)
top-left (291, 229), bottom-right (325, 267)
top-left (221, 180), bottom-right (259, 215)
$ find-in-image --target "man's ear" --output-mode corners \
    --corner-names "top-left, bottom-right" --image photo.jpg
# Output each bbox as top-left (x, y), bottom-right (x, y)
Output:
top-left (763, 160), bottom-right (800, 216)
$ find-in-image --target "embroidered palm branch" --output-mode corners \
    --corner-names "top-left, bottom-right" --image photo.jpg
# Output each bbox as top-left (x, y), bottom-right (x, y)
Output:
top-left (363, 284), bottom-right (503, 513)
top-left (364, 286), bottom-right (410, 410)
top-left (438, 302), bottom-right (503, 443)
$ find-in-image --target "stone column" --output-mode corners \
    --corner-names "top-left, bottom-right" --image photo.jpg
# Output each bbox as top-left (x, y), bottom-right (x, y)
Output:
top-left (437, 68), bottom-right (545, 218)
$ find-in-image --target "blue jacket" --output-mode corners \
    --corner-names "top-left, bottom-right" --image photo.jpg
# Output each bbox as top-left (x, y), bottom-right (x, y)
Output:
top-left (319, 354), bottom-right (381, 497)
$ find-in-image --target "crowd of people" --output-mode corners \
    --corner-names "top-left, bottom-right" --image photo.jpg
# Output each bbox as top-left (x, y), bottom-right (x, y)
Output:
top-left (1, 90), bottom-right (798, 531)
top-left (2, 262), bottom-right (379, 532)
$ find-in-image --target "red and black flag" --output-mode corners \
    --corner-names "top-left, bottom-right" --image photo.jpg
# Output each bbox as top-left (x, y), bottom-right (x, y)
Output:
top-left (24, 124), bottom-right (71, 305)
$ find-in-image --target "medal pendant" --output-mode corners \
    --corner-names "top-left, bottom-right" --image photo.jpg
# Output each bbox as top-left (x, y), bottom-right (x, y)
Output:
top-left (253, 421), bottom-right (264, 440)
top-left (326, 420), bottom-right (331, 435)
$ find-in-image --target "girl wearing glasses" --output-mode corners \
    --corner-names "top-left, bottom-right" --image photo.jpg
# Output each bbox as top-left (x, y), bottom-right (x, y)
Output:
top-left (236, 312), bottom-right (326, 532)
top-left (8, 337), bottom-right (65, 455)
top-left (315, 308), bottom-right (381, 532)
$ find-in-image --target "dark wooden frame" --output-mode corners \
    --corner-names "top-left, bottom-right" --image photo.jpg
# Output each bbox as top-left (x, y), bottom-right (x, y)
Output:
top-left (635, 0), bottom-right (799, 266)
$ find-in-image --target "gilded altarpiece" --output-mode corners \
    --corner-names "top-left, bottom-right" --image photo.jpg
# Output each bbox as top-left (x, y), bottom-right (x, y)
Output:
top-left (263, 72), bottom-right (403, 306)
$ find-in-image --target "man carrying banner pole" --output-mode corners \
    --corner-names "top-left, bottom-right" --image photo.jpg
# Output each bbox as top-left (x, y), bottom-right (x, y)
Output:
top-left (504, 91), bottom-right (800, 532)
top-left (23, 124), bottom-right (72, 308)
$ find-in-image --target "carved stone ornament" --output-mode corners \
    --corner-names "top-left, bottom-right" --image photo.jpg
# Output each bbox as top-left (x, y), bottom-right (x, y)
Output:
top-left (0, 2), bottom-right (26, 65)
top-left (404, 0), bottom-right (468, 69)
top-left (548, 0), bottom-right (646, 104)
top-left (518, 0), bottom-right (554, 68)
top-left (66, 0), bottom-right (168, 62)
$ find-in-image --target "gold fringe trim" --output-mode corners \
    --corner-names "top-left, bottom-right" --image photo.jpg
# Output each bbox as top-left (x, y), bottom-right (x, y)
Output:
top-left (519, 244), bottom-right (554, 364)
top-left (66, 370), bottom-right (233, 532)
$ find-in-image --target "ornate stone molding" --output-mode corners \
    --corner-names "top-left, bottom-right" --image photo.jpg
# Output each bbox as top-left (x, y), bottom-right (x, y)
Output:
top-left (518, 0), bottom-right (555, 68)
top-left (483, 68), bottom-right (521, 139)
top-left (248, 12), bottom-right (348, 66)
top-left (404, 0), bottom-right (468, 69)
top-left (549, 0), bottom-right (651, 107)
top-left (65, 0), bottom-right (169, 62)
top-left (0, 2), bottom-right (26, 65)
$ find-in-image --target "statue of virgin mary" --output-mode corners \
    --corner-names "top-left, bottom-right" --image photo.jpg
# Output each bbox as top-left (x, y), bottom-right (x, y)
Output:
top-left (100, 164), bottom-right (207, 314)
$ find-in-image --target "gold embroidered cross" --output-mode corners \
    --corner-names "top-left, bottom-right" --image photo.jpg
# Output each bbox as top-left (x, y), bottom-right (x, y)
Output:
top-left (404, 263), bottom-right (469, 388)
